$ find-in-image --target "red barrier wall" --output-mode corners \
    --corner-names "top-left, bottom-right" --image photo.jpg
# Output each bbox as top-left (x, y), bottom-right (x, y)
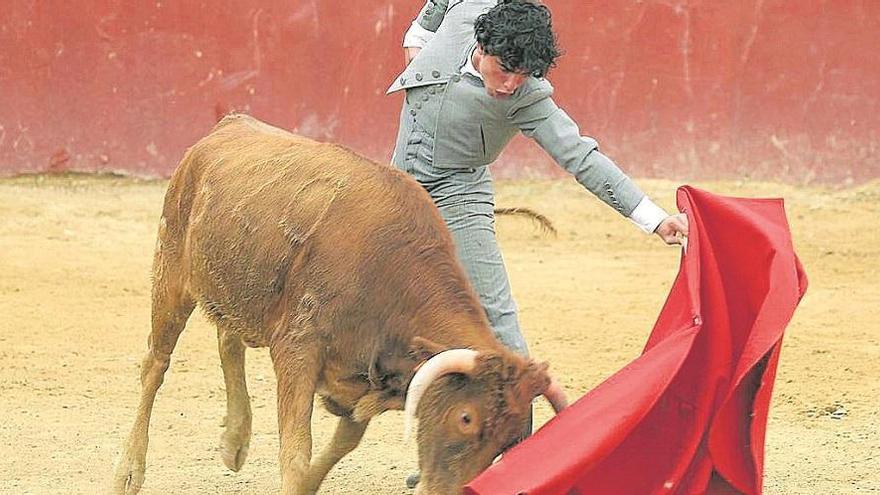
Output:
top-left (1, 1), bottom-right (878, 183)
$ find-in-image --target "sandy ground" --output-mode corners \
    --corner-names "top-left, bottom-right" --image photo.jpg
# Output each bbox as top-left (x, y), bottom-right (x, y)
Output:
top-left (0, 174), bottom-right (877, 494)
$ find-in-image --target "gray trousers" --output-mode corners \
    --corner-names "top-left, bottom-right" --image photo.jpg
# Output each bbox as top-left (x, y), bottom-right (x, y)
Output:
top-left (392, 104), bottom-right (529, 356)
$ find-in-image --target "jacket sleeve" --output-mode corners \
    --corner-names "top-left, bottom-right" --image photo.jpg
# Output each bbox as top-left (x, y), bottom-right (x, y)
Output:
top-left (510, 92), bottom-right (646, 217)
top-left (403, 0), bottom-right (451, 48)
top-left (416, 0), bottom-right (451, 32)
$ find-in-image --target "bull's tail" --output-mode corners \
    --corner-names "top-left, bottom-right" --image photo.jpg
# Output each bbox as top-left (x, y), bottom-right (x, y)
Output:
top-left (494, 207), bottom-right (557, 236)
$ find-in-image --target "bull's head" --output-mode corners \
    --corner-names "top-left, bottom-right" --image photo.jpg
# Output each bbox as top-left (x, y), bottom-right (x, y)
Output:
top-left (404, 342), bottom-right (568, 494)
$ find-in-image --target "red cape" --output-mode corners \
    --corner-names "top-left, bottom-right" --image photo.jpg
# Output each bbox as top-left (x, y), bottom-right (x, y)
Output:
top-left (464, 186), bottom-right (808, 495)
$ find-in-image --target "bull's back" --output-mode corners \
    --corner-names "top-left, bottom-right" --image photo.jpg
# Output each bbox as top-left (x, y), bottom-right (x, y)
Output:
top-left (161, 114), bottom-right (436, 338)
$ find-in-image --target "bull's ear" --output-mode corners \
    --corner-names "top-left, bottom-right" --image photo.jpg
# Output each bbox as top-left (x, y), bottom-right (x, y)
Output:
top-left (408, 336), bottom-right (446, 362)
top-left (523, 360), bottom-right (552, 399)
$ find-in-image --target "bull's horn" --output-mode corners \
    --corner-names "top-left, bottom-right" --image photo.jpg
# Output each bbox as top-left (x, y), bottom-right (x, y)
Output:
top-left (403, 348), bottom-right (479, 443)
top-left (543, 377), bottom-right (569, 413)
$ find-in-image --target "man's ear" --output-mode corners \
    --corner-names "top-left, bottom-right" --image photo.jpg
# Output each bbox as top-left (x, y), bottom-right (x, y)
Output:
top-left (408, 336), bottom-right (447, 362)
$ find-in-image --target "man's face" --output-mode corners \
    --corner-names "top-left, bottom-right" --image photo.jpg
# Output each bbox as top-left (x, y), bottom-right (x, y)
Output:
top-left (474, 49), bottom-right (529, 99)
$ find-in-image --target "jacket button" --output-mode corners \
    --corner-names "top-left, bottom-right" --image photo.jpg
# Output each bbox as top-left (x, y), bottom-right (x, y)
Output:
top-left (410, 109), bottom-right (417, 116)
top-left (432, 70), bottom-right (441, 78)
top-left (415, 72), bottom-right (423, 81)
top-left (451, 75), bottom-right (461, 83)
top-left (414, 102), bottom-right (422, 109)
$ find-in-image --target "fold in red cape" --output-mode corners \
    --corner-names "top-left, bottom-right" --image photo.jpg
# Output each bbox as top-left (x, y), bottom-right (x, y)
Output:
top-left (464, 186), bottom-right (808, 495)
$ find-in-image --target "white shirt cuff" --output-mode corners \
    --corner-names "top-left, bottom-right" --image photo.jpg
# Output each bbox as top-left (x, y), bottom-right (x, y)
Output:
top-left (628, 196), bottom-right (669, 234)
top-left (403, 21), bottom-right (435, 48)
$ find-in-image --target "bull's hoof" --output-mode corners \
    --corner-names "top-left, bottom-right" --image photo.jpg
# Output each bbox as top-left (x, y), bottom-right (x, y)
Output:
top-left (112, 451), bottom-right (146, 495)
top-left (220, 429), bottom-right (250, 472)
top-left (406, 472), bottom-right (420, 489)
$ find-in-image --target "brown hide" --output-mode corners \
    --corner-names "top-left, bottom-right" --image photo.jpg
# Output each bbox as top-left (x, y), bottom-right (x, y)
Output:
top-left (142, 113), bottom-right (556, 494)
top-left (165, 113), bottom-right (500, 394)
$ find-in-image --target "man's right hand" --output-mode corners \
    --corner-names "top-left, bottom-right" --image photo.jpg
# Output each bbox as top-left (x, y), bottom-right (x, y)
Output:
top-left (655, 213), bottom-right (689, 246)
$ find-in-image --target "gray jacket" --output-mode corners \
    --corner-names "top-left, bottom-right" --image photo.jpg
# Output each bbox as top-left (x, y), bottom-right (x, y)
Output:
top-left (388, 0), bottom-right (645, 216)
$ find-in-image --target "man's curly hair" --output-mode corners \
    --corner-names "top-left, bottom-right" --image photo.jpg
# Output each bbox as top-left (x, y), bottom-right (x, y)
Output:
top-left (474, 0), bottom-right (561, 78)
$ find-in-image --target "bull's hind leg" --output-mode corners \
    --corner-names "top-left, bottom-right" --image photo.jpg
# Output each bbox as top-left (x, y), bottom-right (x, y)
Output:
top-left (112, 254), bottom-right (194, 495)
top-left (301, 416), bottom-right (369, 494)
top-left (217, 326), bottom-right (253, 472)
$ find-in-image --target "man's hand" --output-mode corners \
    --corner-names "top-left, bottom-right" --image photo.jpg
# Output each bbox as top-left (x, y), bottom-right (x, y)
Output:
top-left (655, 213), bottom-right (689, 246)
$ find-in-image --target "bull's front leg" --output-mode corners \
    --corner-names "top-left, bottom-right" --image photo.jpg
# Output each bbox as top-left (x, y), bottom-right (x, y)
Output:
top-left (302, 416), bottom-right (369, 493)
top-left (270, 328), bottom-right (322, 495)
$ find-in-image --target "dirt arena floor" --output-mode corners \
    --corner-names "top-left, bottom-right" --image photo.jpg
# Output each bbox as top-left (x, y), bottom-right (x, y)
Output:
top-left (0, 174), bottom-right (877, 494)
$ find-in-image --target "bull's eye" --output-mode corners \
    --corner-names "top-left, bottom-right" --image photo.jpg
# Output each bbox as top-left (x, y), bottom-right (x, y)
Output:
top-left (461, 412), bottom-right (472, 425)
top-left (454, 409), bottom-right (479, 436)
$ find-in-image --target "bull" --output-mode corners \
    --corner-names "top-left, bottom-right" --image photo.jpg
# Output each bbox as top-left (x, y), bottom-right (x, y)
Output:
top-left (112, 114), bottom-right (567, 495)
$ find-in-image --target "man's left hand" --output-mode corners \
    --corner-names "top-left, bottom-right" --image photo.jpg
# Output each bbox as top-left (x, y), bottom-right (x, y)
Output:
top-left (655, 213), bottom-right (689, 245)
